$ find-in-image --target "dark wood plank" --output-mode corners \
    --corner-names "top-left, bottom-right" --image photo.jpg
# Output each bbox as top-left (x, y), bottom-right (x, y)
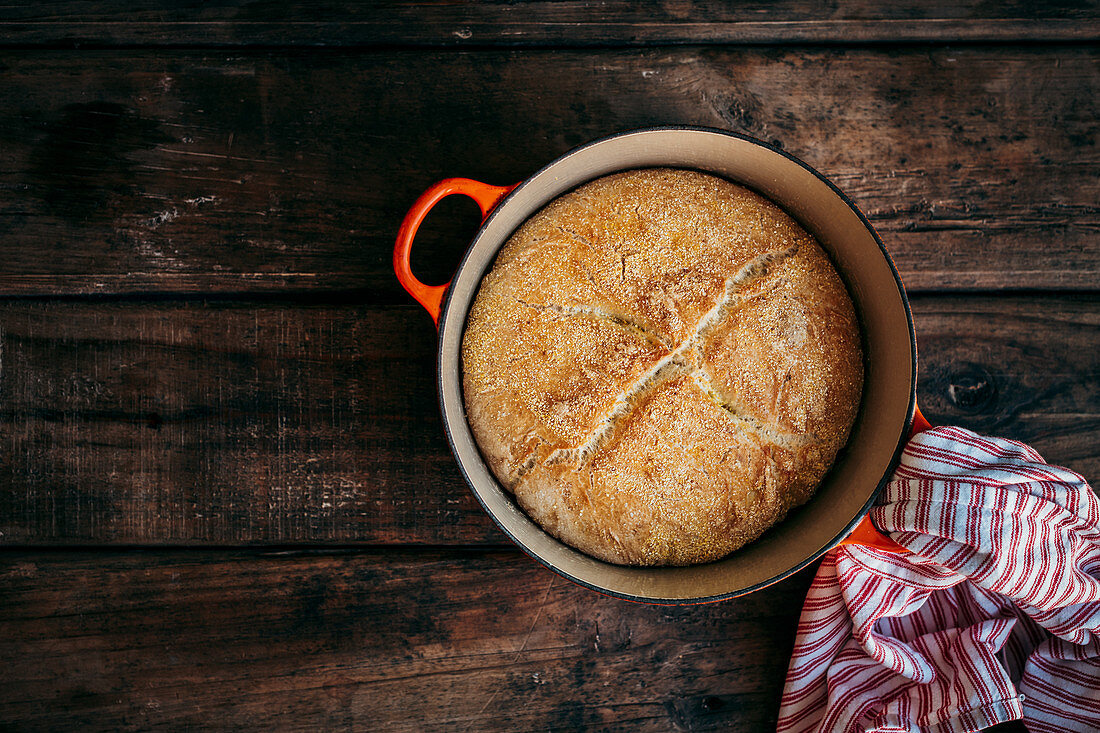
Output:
top-left (0, 296), bottom-right (1096, 546)
top-left (0, 1), bottom-right (1097, 46)
top-left (912, 295), bottom-right (1100, 474)
top-left (0, 548), bottom-right (814, 732)
top-left (0, 301), bottom-right (469, 545)
top-left (0, 47), bottom-right (1096, 297)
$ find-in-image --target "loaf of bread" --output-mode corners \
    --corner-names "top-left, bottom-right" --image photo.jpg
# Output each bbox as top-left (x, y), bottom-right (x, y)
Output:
top-left (461, 168), bottom-right (863, 566)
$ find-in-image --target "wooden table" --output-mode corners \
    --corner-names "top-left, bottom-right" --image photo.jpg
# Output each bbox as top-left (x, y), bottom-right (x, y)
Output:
top-left (1, 3), bottom-right (1097, 730)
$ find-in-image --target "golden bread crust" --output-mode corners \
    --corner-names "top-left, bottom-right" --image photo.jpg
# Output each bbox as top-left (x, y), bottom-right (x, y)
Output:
top-left (461, 169), bottom-right (863, 566)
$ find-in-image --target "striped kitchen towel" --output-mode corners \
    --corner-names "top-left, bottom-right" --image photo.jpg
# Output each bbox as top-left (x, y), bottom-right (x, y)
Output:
top-left (778, 426), bottom-right (1100, 733)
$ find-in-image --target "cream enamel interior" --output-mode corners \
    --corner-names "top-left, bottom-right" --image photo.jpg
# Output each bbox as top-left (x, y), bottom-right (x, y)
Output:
top-left (436, 129), bottom-right (915, 602)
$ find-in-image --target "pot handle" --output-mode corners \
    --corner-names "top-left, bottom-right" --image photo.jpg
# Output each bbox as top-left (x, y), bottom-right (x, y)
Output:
top-left (394, 178), bottom-right (518, 326)
top-left (838, 403), bottom-right (932, 554)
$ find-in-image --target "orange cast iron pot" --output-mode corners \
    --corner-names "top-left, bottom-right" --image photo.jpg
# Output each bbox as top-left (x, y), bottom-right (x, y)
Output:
top-left (394, 127), bottom-right (931, 604)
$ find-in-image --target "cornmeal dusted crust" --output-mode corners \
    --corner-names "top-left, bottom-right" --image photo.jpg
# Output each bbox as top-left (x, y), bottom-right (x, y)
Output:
top-left (461, 168), bottom-right (863, 566)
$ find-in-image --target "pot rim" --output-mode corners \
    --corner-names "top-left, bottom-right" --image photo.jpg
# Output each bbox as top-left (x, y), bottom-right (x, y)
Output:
top-left (434, 125), bottom-right (917, 603)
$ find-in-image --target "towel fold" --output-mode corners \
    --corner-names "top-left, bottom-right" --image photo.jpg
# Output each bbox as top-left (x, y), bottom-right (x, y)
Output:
top-left (778, 426), bottom-right (1100, 733)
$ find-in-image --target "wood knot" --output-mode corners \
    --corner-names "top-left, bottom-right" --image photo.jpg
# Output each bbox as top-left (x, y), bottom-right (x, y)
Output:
top-left (946, 365), bottom-right (996, 412)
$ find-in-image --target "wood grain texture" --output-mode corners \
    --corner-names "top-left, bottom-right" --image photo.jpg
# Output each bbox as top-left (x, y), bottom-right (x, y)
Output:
top-left (0, 1), bottom-right (1097, 46)
top-left (0, 46), bottom-right (1096, 297)
top-left (0, 548), bottom-right (813, 732)
top-left (2, 7), bottom-right (1093, 733)
top-left (0, 296), bottom-right (1095, 546)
